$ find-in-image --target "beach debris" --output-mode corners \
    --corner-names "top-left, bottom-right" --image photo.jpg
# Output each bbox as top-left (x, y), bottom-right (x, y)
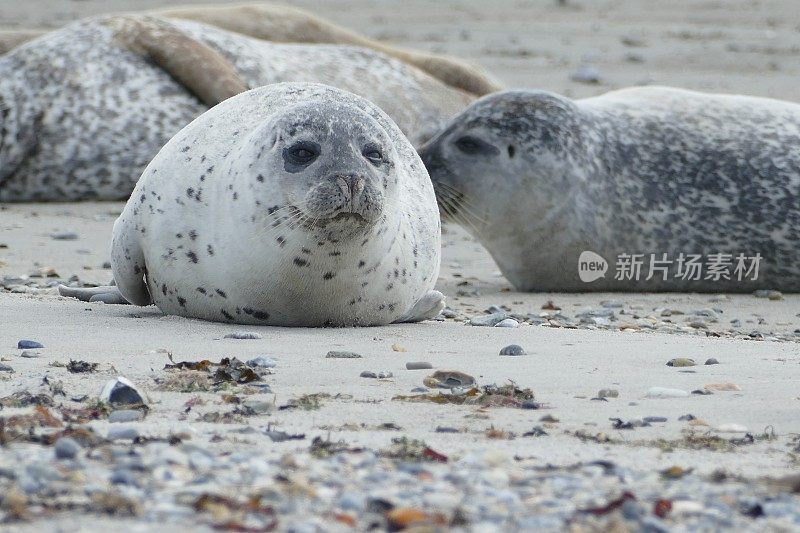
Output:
top-left (279, 393), bottom-right (347, 411)
top-left (704, 382), bottom-right (741, 391)
top-left (223, 331), bottom-right (262, 340)
top-left (380, 437), bottom-right (448, 462)
top-left (17, 339), bottom-right (43, 349)
top-left (423, 370), bottom-right (476, 389)
top-left (499, 344), bottom-right (526, 356)
top-left (653, 499), bottom-right (673, 518)
top-left (0, 391), bottom-right (54, 408)
top-left (666, 358), bottom-right (696, 367)
top-left (753, 289), bottom-right (783, 300)
top-left (310, 435), bottom-right (364, 458)
top-left (523, 426), bottom-right (549, 437)
top-left (191, 493), bottom-right (276, 531)
top-left (406, 361), bottom-right (433, 370)
top-left (50, 230), bottom-right (79, 240)
top-left (387, 508), bottom-right (442, 530)
top-left (396, 381), bottom-right (537, 409)
top-left (645, 387), bottom-right (689, 399)
top-left (265, 427), bottom-right (305, 442)
top-left (391, 343), bottom-right (407, 352)
top-left (542, 300), bottom-right (561, 310)
top-left (692, 389), bottom-right (713, 395)
top-left (611, 418), bottom-right (648, 430)
top-left (714, 423), bottom-right (748, 433)
top-left (597, 388), bottom-right (619, 398)
top-left (326, 350), bottom-right (363, 358)
top-left (164, 354), bottom-right (262, 385)
top-left (67, 359), bottom-right (99, 373)
top-left (580, 491), bottom-right (635, 515)
top-left (661, 466), bottom-right (693, 479)
top-left (100, 377), bottom-right (147, 409)
top-left (540, 414), bottom-right (559, 423)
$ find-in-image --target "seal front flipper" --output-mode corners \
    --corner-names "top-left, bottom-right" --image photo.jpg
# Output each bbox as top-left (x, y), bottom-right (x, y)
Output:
top-left (110, 216), bottom-right (152, 306)
top-left (395, 290), bottom-right (446, 323)
top-left (105, 15), bottom-right (248, 107)
top-left (58, 284), bottom-right (130, 305)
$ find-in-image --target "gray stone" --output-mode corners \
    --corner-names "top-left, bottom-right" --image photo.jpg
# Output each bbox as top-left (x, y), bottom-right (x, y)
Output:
top-left (246, 356), bottom-right (277, 368)
top-left (570, 65), bottom-right (602, 84)
top-left (499, 344), bottom-right (526, 356)
top-left (54, 437), bottom-right (81, 460)
top-left (108, 409), bottom-right (145, 423)
top-left (108, 426), bottom-right (140, 441)
top-left (705, 358), bottom-right (720, 365)
top-left (406, 361), bottom-right (433, 370)
top-left (469, 312), bottom-right (508, 327)
top-left (494, 318), bottom-right (519, 328)
top-left (224, 331), bottom-right (262, 339)
top-left (360, 371), bottom-right (377, 378)
top-left (50, 230), bottom-right (79, 240)
top-left (326, 351), bottom-right (362, 358)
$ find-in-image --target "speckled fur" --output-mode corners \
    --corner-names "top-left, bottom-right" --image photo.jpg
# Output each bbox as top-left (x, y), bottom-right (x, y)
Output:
top-left (112, 83), bottom-right (440, 326)
top-left (0, 15), bottom-right (472, 202)
top-left (421, 86), bottom-right (800, 292)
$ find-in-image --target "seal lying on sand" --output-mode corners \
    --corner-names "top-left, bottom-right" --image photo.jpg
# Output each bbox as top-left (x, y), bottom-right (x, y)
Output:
top-left (0, 2), bottom-right (501, 97)
top-left (420, 86), bottom-right (800, 292)
top-left (60, 83), bottom-right (445, 326)
top-left (0, 15), bottom-right (473, 201)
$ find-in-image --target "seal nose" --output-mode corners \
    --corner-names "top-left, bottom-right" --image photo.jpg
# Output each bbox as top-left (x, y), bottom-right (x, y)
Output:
top-left (335, 174), bottom-right (366, 202)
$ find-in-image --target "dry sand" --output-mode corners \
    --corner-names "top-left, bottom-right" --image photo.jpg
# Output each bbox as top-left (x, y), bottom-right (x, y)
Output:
top-left (2, 1), bottom-right (800, 531)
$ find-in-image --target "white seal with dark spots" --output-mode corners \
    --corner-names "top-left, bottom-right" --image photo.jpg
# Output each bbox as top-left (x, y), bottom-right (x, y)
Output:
top-left (421, 86), bottom-right (800, 292)
top-left (62, 83), bottom-right (444, 326)
top-left (0, 15), bottom-right (474, 202)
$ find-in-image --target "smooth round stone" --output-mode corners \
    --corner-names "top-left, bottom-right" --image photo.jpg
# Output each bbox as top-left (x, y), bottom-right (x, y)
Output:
top-left (0, 364), bottom-right (13, 373)
top-left (337, 492), bottom-right (365, 512)
top-left (646, 387), bottom-right (689, 399)
top-left (667, 358), bottom-right (696, 367)
top-left (247, 356), bottom-right (277, 368)
top-left (360, 371), bottom-right (377, 378)
top-left (20, 350), bottom-right (41, 358)
top-left (499, 344), bottom-right (525, 356)
top-left (110, 468), bottom-right (138, 486)
top-left (598, 388), bottom-right (619, 398)
top-left (643, 416), bottom-right (668, 423)
top-left (494, 318), bottom-right (519, 328)
top-left (108, 426), bottom-right (140, 441)
top-left (54, 437), bottom-right (81, 460)
top-left (224, 331), bottom-right (262, 340)
top-left (17, 340), bottom-right (43, 349)
top-left (109, 409), bottom-right (145, 423)
top-left (406, 362), bottom-right (433, 370)
top-left (705, 358), bottom-right (720, 365)
top-left (377, 371), bottom-right (393, 379)
top-left (570, 65), bottom-right (602, 83)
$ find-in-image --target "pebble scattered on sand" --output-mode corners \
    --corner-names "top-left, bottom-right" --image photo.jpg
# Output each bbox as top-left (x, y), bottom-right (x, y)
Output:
top-left (667, 358), bottom-right (696, 367)
top-left (705, 358), bottom-right (720, 365)
top-left (499, 344), bottom-right (526, 356)
top-left (50, 230), bottom-right (79, 240)
top-left (224, 332), bottom-right (262, 340)
top-left (570, 65), bottom-right (602, 84)
top-left (246, 356), bottom-right (277, 368)
top-left (405, 362), bottom-right (433, 370)
top-left (646, 387), bottom-right (689, 399)
top-left (598, 388), bottom-right (619, 398)
top-left (495, 318), bottom-right (520, 328)
top-left (17, 339), bottom-right (43, 349)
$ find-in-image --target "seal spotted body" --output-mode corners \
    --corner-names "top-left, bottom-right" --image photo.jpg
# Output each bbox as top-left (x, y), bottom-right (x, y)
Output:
top-left (421, 86), bottom-right (800, 292)
top-left (0, 15), bottom-right (473, 201)
top-left (62, 83), bottom-right (444, 326)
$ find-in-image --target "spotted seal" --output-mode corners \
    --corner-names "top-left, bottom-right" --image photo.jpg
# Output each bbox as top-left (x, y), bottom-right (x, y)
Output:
top-left (0, 14), bottom-right (473, 201)
top-left (420, 86), bottom-right (800, 292)
top-left (60, 83), bottom-right (444, 326)
top-left (0, 3), bottom-right (501, 97)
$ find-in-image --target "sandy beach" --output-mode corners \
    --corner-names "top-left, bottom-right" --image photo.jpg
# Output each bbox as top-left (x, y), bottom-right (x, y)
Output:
top-left (2, 1), bottom-right (800, 531)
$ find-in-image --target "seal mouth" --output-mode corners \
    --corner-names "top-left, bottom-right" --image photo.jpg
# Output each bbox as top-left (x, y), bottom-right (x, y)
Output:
top-left (330, 212), bottom-right (366, 223)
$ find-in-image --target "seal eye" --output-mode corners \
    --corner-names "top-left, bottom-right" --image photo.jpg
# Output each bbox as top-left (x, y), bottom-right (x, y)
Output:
top-left (284, 142), bottom-right (320, 165)
top-left (454, 135), bottom-right (497, 156)
top-left (363, 145), bottom-right (384, 164)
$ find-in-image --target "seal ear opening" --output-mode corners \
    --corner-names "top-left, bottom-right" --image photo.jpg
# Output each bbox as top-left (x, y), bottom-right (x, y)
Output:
top-left (507, 145), bottom-right (515, 158)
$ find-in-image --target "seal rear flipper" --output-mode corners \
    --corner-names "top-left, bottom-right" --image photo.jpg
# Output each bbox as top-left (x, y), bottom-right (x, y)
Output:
top-left (105, 15), bottom-right (248, 107)
top-left (395, 290), bottom-right (446, 323)
top-left (111, 218), bottom-right (152, 306)
top-left (58, 284), bottom-right (130, 305)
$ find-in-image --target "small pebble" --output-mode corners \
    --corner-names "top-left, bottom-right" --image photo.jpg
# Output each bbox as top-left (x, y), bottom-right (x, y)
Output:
top-left (20, 351), bottom-right (41, 358)
top-left (704, 382), bottom-right (741, 391)
top-left (570, 65), bottom-right (602, 84)
top-left (499, 344), bottom-right (525, 356)
top-left (435, 426), bottom-right (460, 433)
top-left (704, 358), bottom-right (720, 365)
top-left (17, 340), bottom-right (43, 349)
top-left (521, 401), bottom-right (541, 410)
top-left (494, 318), bottom-right (519, 328)
top-left (406, 362), bottom-right (433, 370)
top-left (54, 437), bottom-right (81, 460)
top-left (678, 414), bottom-right (696, 421)
top-left (108, 409), bottom-right (145, 423)
top-left (246, 356), bottom-right (277, 368)
top-left (360, 371), bottom-right (378, 378)
top-left (391, 344), bottom-right (407, 352)
top-left (540, 414), bottom-right (559, 422)
top-left (0, 364), bottom-right (13, 372)
top-left (715, 423), bottom-right (748, 433)
top-left (107, 426), bottom-right (140, 441)
top-left (326, 351), bottom-right (362, 358)
top-left (643, 416), bottom-right (668, 423)
top-left (377, 371), bottom-right (393, 379)
top-left (646, 387), bottom-right (689, 399)
top-left (598, 388), bottom-right (619, 398)
top-left (50, 230), bottom-right (79, 240)
top-left (224, 331), bottom-right (262, 340)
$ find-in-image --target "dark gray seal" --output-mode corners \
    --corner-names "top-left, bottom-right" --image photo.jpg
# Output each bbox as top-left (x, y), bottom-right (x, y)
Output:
top-left (0, 15), bottom-right (473, 201)
top-left (420, 86), bottom-right (800, 292)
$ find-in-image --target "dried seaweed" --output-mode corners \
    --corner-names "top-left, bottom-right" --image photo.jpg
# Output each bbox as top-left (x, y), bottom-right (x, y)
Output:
top-left (393, 381), bottom-right (536, 409)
